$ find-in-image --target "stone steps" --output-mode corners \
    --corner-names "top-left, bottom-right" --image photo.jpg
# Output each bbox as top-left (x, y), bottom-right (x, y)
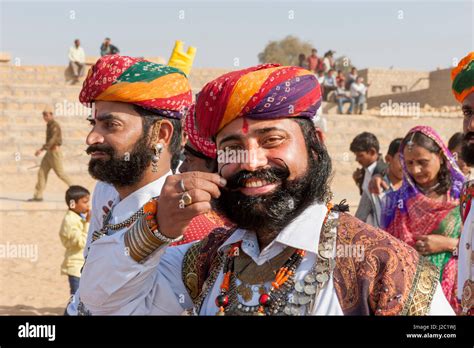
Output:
top-left (0, 65), bottom-right (231, 91)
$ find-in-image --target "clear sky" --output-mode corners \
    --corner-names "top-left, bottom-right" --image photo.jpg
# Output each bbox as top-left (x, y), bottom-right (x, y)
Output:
top-left (0, 0), bottom-right (472, 70)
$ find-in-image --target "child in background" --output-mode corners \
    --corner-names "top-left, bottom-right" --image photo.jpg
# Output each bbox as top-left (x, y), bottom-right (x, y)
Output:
top-left (59, 185), bottom-right (90, 299)
top-left (350, 132), bottom-right (387, 196)
top-left (448, 132), bottom-right (472, 178)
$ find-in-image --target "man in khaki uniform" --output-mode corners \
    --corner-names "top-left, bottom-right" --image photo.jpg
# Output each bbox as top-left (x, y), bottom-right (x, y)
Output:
top-left (29, 106), bottom-right (72, 202)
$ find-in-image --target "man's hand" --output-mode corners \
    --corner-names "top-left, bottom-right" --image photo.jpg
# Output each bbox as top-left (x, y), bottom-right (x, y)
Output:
top-left (157, 172), bottom-right (226, 239)
top-left (368, 174), bottom-right (388, 194)
top-left (415, 235), bottom-right (458, 255)
top-left (85, 209), bottom-right (91, 223)
top-left (34, 149), bottom-right (44, 157)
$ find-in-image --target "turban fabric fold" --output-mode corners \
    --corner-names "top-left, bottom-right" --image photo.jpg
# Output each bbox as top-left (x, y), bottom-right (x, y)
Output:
top-left (451, 52), bottom-right (474, 103)
top-left (79, 55), bottom-right (192, 119)
top-left (184, 104), bottom-right (217, 159)
top-left (194, 64), bottom-right (322, 138)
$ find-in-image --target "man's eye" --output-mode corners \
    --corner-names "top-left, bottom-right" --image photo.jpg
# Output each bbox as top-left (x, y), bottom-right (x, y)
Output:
top-left (224, 145), bottom-right (242, 151)
top-left (263, 137), bottom-right (283, 146)
top-left (106, 122), bottom-right (119, 128)
top-left (463, 109), bottom-right (473, 118)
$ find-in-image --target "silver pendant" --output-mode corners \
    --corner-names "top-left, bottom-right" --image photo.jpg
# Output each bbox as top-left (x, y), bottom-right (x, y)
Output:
top-left (316, 273), bottom-right (329, 283)
top-left (297, 294), bottom-right (311, 305)
top-left (304, 273), bottom-right (316, 283)
top-left (304, 284), bottom-right (317, 295)
top-left (294, 281), bottom-right (305, 293)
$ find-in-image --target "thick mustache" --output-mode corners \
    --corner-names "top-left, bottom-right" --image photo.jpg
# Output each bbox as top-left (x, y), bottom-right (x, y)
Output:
top-left (225, 166), bottom-right (290, 190)
top-left (86, 144), bottom-right (114, 156)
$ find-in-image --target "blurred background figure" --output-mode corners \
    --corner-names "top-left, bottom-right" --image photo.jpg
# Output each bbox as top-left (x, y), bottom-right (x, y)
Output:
top-left (100, 37), bottom-right (120, 56)
top-left (448, 132), bottom-right (472, 179)
top-left (29, 106), bottom-right (72, 202)
top-left (355, 137), bottom-right (403, 227)
top-left (350, 76), bottom-right (369, 114)
top-left (307, 48), bottom-right (321, 73)
top-left (68, 39), bottom-right (85, 84)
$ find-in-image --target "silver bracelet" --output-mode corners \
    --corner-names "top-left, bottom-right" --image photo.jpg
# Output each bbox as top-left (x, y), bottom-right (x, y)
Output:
top-left (146, 222), bottom-right (184, 244)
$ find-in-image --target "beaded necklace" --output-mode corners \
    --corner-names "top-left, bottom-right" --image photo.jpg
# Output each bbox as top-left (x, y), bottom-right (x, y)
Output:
top-left (214, 203), bottom-right (335, 316)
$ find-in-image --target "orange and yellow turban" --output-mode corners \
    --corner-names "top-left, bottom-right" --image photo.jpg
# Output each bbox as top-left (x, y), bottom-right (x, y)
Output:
top-left (452, 52), bottom-right (474, 103)
top-left (194, 64), bottom-right (322, 138)
top-left (79, 55), bottom-right (192, 118)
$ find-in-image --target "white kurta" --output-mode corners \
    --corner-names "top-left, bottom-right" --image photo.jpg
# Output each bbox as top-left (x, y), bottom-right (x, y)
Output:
top-left (68, 198), bottom-right (454, 315)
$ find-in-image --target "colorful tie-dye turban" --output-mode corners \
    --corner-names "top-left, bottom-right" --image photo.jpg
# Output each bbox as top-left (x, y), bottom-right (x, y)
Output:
top-left (194, 64), bottom-right (322, 138)
top-left (184, 104), bottom-right (217, 159)
top-left (451, 52), bottom-right (474, 103)
top-left (79, 55), bottom-right (192, 119)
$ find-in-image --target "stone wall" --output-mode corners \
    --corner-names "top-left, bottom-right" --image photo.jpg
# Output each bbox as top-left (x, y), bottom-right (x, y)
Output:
top-left (364, 68), bottom-right (457, 109)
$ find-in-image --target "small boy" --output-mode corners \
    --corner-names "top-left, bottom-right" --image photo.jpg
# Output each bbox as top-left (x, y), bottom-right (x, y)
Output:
top-left (59, 185), bottom-right (90, 298)
top-left (355, 138), bottom-right (403, 227)
top-left (350, 132), bottom-right (387, 196)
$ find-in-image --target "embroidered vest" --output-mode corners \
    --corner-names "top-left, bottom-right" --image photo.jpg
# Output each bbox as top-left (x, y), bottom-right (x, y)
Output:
top-left (182, 213), bottom-right (439, 315)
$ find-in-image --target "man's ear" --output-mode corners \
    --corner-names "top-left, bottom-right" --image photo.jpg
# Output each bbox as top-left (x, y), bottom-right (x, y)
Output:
top-left (315, 127), bottom-right (325, 144)
top-left (368, 147), bottom-right (378, 156)
top-left (154, 119), bottom-right (174, 147)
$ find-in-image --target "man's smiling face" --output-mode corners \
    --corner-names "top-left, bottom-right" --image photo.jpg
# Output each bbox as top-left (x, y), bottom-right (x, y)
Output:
top-left (213, 117), bottom-right (331, 236)
top-left (216, 117), bottom-right (309, 196)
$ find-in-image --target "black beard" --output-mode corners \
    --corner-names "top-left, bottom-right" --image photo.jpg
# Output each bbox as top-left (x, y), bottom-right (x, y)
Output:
top-left (214, 156), bottom-right (325, 237)
top-left (86, 136), bottom-right (153, 187)
top-left (462, 133), bottom-right (474, 166)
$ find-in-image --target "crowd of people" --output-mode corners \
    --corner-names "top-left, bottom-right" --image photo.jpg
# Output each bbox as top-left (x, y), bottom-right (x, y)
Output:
top-left (298, 48), bottom-right (370, 114)
top-left (352, 129), bottom-right (472, 311)
top-left (25, 49), bottom-right (474, 317)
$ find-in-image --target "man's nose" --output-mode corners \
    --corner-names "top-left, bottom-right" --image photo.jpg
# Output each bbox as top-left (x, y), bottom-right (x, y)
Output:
top-left (239, 142), bottom-right (268, 172)
top-left (467, 116), bottom-right (474, 133)
top-left (86, 128), bottom-right (104, 146)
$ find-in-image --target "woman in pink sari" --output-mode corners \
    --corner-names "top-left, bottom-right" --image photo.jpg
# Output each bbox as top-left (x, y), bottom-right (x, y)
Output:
top-left (382, 126), bottom-right (464, 311)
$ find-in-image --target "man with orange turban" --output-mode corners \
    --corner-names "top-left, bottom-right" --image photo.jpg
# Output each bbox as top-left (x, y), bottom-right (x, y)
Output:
top-left (454, 52), bottom-right (474, 316)
top-left (75, 63), bottom-right (452, 316)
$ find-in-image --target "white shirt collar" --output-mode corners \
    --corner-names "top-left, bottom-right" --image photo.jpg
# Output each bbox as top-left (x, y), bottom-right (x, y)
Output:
top-left (366, 160), bottom-right (377, 175)
top-left (219, 202), bottom-right (328, 265)
top-left (110, 171), bottom-right (172, 223)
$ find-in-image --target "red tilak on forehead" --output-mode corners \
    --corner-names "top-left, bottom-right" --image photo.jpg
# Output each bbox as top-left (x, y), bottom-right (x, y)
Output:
top-left (91, 103), bottom-right (98, 119)
top-left (242, 118), bottom-right (249, 134)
